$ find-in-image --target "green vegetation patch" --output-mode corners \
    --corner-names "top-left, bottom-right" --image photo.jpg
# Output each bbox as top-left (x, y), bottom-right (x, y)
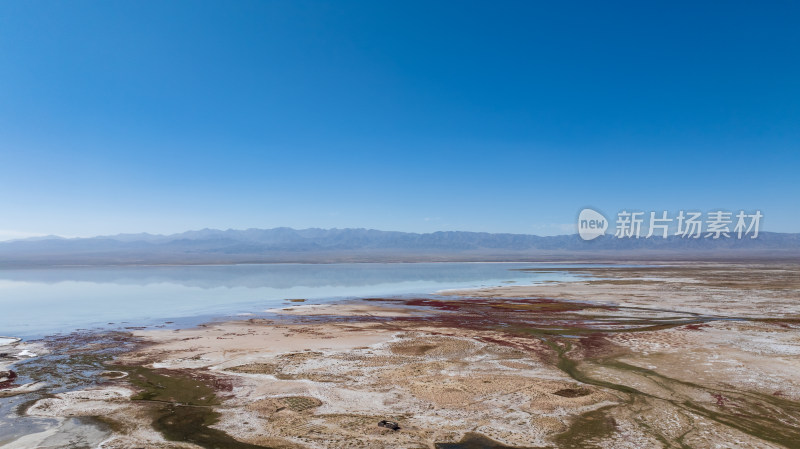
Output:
top-left (117, 365), bottom-right (270, 449)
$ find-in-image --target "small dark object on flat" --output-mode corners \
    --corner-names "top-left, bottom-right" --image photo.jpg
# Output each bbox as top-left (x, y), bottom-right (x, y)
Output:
top-left (0, 370), bottom-right (17, 388)
top-left (378, 420), bottom-right (400, 430)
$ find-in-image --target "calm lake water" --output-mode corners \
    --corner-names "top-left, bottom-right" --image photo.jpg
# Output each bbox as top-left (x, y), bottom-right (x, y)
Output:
top-left (0, 263), bottom-right (593, 338)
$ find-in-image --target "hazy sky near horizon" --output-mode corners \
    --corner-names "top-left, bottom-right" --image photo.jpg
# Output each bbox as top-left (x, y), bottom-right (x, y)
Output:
top-left (1, 1), bottom-right (798, 239)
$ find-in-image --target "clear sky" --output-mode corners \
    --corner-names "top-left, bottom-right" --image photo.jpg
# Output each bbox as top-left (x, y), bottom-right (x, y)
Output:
top-left (1, 1), bottom-right (798, 239)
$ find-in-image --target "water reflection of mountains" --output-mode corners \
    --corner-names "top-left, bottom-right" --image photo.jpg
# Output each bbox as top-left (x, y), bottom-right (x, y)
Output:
top-left (0, 263), bottom-right (554, 290)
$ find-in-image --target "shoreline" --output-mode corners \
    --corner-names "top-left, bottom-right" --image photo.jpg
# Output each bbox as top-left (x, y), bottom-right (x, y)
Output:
top-left (1, 262), bottom-right (799, 448)
top-left (3, 255), bottom-right (800, 270)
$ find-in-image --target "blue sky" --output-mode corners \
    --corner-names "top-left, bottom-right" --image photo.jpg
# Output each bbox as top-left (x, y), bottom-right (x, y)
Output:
top-left (1, 1), bottom-right (798, 239)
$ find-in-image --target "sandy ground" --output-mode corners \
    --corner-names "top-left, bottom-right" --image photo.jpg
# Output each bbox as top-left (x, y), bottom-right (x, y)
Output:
top-left (6, 262), bottom-right (800, 449)
top-left (110, 313), bottom-right (613, 448)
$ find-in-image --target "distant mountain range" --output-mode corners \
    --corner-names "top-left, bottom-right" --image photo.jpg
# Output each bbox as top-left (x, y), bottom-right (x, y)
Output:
top-left (0, 227), bottom-right (797, 266)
